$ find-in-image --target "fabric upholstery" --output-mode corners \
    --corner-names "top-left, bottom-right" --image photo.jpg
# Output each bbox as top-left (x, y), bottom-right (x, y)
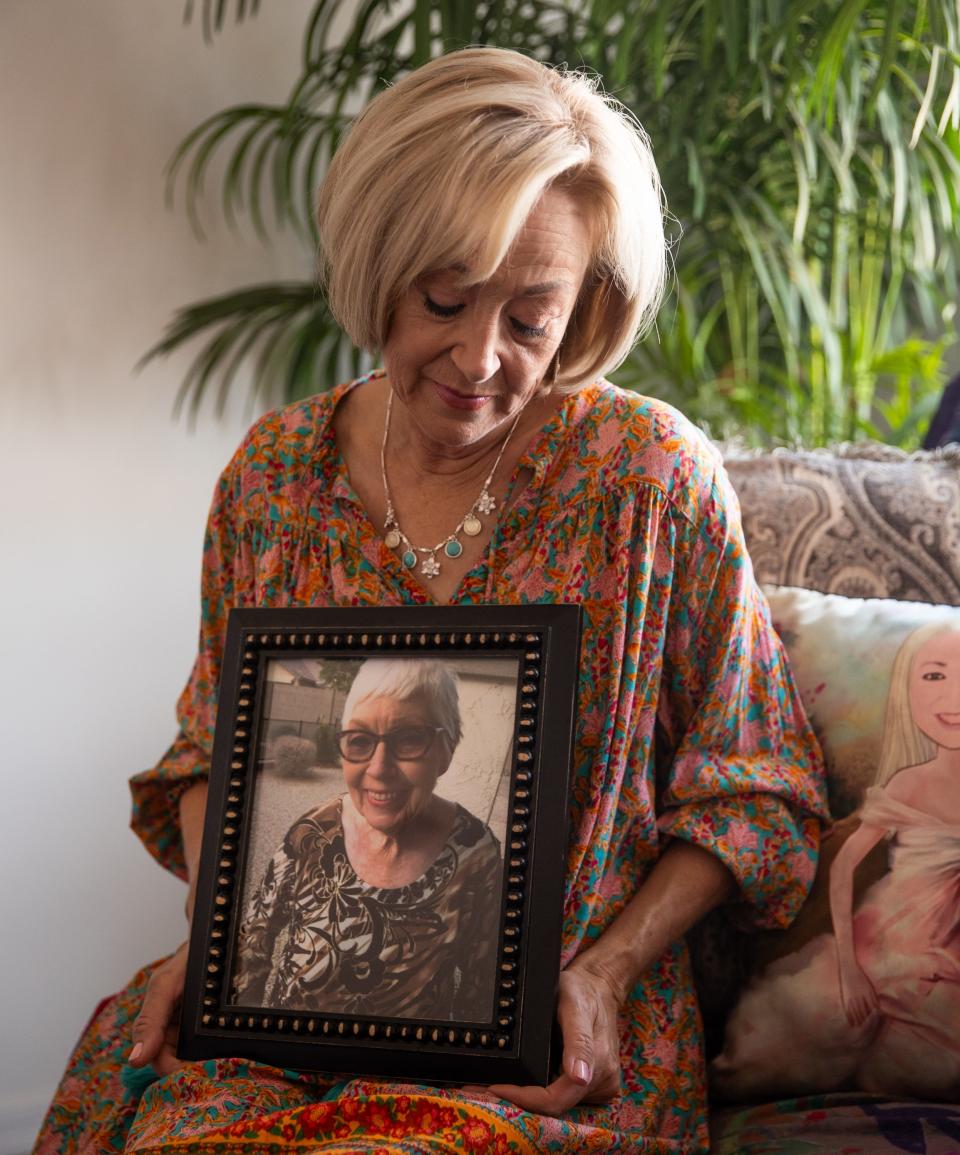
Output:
top-left (722, 443), bottom-right (960, 606)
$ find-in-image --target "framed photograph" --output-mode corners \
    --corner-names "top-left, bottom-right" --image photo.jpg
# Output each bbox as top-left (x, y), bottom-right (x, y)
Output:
top-left (179, 603), bottom-right (581, 1086)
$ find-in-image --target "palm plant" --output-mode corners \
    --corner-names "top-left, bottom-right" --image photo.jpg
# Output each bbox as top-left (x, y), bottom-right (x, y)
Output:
top-left (149, 0), bottom-right (960, 447)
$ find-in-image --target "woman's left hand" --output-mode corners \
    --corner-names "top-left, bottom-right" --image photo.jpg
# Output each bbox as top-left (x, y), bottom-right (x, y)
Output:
top-left (479, 842), bottom-right (735, 1115)
top-left (484, 960), bottom-right (621, 1114)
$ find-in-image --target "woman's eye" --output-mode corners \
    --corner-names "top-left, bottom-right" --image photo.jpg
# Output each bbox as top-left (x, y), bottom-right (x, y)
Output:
top-left (922, 671), bottom-right (946, 680)
top-left (510, 317), bottom-right (548, 339)
top-left (423, 294), bottom-right (463, 319)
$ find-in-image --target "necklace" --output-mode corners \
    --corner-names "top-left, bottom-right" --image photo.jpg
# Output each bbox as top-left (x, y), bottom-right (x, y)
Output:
top-left (380, 392), bottom-right (524, 579)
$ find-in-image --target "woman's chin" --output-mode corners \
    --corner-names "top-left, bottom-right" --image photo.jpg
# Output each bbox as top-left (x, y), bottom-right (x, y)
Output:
top-left (358, 792), bottom-right (415, 831)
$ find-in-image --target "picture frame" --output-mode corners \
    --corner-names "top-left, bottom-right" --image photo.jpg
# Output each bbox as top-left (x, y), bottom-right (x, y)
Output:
top-left (179, 603), bottom-right (582, 1086)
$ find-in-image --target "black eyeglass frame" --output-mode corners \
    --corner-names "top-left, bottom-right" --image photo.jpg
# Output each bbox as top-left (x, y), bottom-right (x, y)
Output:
top-left (335, 725), bottom-right (448, 762)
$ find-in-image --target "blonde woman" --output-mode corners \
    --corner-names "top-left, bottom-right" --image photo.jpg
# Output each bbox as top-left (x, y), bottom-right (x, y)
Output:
top-left (712, 622), bottom-right (960, 1100)
top-left (35, 48), bottom-right (825, 1154)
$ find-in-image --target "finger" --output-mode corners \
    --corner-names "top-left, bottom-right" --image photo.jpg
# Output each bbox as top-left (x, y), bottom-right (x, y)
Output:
top-left (130, 961), bottom-right (185, 1066)
top-left (849, 997), bottom-right (874, 1028)
top-left (151, 1020), bottom-right (186, 1078)
top-left (487, 1073), bottom-right (588, 1116)
top-left (151, 1042), bottom-right (186, 1078)
top-left (555, 981), bottom-right (595, 1088)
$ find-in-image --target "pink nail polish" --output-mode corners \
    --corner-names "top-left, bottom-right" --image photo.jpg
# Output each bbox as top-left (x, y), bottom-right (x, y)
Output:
top-left (129, 1042), bottom-right (143, 1063)
top-left (573, 1058), bottom-right (590, 1084)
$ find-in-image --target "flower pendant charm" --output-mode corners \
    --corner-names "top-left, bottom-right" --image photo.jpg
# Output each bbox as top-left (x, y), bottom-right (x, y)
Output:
top-left (420, 555), bottom-right (441, 578)
top-left (476, 490), bottom-right (497, 515)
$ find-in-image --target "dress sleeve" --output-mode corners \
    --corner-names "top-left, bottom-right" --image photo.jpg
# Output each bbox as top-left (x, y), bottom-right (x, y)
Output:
top-left (655, 460), bottom-right (829, 930)
top-left (128, 441), bottom-right (249, 879)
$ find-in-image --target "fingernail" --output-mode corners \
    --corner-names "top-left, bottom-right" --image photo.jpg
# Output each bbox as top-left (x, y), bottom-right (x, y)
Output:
top-left (573, 1058), bottom-right (590, 1084)
top-left (129, 1043), bottom-right (143, 1063)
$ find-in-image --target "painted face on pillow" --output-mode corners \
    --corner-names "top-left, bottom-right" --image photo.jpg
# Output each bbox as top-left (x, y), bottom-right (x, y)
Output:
top-left (908, 631), bottom-right (960, 750)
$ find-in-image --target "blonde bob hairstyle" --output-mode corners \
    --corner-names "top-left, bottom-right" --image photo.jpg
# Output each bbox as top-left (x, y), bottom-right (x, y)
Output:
top-left (317, 47), bottom-right (667, 391)
top-left (875, 621), bottom-right (960, 787)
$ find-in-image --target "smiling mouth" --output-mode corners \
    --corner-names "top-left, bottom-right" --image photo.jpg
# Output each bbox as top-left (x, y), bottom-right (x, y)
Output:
top-left (935, 713), bottom-right (960, 726)
top-left (433, 380), bottom-right (492, 409)
top-left (365, 789), bottom-right (408, 805)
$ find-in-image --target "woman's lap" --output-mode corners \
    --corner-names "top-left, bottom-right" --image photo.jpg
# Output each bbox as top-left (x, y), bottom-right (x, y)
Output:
top-left (34, 959), bottom-right (665, 1155)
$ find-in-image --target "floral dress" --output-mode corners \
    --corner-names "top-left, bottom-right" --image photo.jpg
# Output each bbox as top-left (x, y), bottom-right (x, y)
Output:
top-left (34, 374), bottom-right (828, 1154)
top-left (233, 798), bottom-right (502, 1023)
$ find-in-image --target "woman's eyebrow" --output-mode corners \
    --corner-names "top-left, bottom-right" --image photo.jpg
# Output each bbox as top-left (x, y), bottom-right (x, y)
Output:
top-left (520, 280), bottom-right (567, 297)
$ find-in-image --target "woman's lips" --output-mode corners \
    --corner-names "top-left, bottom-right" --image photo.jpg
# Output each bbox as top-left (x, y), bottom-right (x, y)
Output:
top-left (935, 712), bottom-right (960, 727)
top-left (364, 788), bottom-right (409, 807)
top-left (432, 379), bottom-right (492, 411)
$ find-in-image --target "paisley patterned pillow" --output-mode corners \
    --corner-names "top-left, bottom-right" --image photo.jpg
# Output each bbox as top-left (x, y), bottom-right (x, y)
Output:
top-left (711, 586), bottom-right (960, 1104)
top-left (722, 443), bottom-right (960, 605)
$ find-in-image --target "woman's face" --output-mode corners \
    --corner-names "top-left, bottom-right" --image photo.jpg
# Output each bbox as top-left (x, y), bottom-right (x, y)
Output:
top-left (340, 692), bottom-right (452, 834)
top-left (908, 631), bottom-right (960, 749)
top-left (382, 186), bottom-right (593, 453)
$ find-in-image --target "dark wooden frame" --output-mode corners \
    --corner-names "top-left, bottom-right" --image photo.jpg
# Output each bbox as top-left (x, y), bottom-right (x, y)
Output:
top-left (179, 603), bottom-right (581, 1086)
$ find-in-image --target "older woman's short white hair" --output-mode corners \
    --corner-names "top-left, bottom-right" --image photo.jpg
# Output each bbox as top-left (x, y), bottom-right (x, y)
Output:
top-left (341, 659), bottom-right (463, 750)
top-left (317, 46), bottom-right (666, 391)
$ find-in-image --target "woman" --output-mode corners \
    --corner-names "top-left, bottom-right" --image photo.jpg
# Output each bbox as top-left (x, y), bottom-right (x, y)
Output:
top-left (35, 47), bottom-right (827, 1154)
top-left (712, 623), bottom-right (960, 1101)
top-left (233, 659), bottom-right (502, 1022)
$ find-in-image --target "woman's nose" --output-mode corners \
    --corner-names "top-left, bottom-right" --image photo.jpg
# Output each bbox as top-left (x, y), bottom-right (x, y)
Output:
top-left (450, 318), bottom-right (500, 384)
top-left (364, 740), bottom-right (397, 779)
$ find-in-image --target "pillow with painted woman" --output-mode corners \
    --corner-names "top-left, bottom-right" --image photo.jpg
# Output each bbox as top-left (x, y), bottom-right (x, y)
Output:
top-left (712, 621), bottom-right (960, 1101)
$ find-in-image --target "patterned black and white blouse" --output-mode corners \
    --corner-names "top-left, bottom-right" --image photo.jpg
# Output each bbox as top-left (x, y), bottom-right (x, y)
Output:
top-left (233, 797), bottom-right (503, 1023)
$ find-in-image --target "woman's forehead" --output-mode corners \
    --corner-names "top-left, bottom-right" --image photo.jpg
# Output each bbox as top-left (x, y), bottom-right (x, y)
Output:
top-left (426, 262), bottom-right (577, 297)
top-left (914, 632), bottom-right (960, 665)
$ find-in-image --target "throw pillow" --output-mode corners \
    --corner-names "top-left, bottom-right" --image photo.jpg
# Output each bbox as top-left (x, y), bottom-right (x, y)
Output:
top-left (711, 586), bottom-right (960, 1103)
top-left (721, 443), bottom-right (960, 605)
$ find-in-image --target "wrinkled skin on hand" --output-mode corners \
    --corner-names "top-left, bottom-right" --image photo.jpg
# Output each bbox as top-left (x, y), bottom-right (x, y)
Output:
top-left (482, 963), bottom-right (622, 1115)
top-left (128, 942), bottom-right (189, 1077)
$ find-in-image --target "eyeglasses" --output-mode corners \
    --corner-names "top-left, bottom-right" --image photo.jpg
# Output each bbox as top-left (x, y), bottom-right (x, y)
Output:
top-left (336, 726), bottom-right (446, 763)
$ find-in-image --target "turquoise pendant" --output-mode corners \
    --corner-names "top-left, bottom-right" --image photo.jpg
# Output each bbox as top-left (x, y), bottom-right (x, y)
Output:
top-left (444, 539), bottom-right (463, 559)
top-left (401, 550), bottom-right (417, 569)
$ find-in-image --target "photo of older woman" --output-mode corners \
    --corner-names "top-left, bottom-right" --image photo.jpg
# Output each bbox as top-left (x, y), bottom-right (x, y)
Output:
top-left (232, 658), bottom-right (503, 1022)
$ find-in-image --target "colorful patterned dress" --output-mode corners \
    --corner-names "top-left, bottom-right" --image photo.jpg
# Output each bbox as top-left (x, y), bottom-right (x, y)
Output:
top-left (34, 375), bottom-right (828, 1154)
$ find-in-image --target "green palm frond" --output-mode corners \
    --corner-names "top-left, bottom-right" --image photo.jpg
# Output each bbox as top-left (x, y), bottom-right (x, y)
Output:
top-left (141, 283), bottom-right (370, 423)
top-left (183, 0), bottom-right (262, 43)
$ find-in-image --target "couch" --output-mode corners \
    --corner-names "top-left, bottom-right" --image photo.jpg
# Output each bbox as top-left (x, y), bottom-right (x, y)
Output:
top-left (698, 440), bottom-right (960, 1155)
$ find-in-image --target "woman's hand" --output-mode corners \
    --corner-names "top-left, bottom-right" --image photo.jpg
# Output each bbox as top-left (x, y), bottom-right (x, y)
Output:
top-left (484, 961), bottom-right (621, 1114)
top-left (839, 961), bottom-right (878, 1027)
top-left (128, 942), bottom-right (189, 1077)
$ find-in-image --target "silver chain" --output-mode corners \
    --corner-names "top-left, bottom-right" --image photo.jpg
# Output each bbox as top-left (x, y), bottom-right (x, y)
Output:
top-left (379, 391), bottom-right (523, 579)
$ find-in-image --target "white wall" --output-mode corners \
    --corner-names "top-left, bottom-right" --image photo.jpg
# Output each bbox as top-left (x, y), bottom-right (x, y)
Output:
top-left (0, 2), bottom-right (320, 1148)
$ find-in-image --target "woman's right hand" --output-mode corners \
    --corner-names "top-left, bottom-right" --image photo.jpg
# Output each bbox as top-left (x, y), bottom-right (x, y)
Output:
top-left (838, 962), bottom-right (878, 1027)
top-left (128, 942), bottom-right (190, 1077)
